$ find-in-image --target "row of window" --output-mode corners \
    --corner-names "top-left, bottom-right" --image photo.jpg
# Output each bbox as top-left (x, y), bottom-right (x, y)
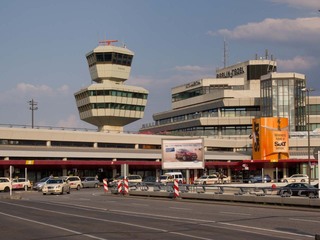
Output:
top-left (156, 107), bottom-right (260, 126)
top-left (86, 52), bottom-right (133, 67)
top-left (78, 103), bottom-right (145, 113)
top-left (75, 90), bottom-right (148, 101)
top-left (0, 139), bottom-right (159, 149)
top-left (172, 85), bottom-right (243, 103)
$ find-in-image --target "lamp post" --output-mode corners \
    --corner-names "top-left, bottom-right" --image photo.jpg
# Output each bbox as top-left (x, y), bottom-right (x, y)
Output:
top-left (302, 88), bottom-right (314, 184)
top-left (29, 99), bottom-right (38, 128)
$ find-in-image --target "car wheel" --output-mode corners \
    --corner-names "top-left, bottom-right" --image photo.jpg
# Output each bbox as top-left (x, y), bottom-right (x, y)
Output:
top-left (76, 185), bottom-right (81, 190)
top-left (4, 186), bottom-right (10, 192)
top-left (301, 179), bottom-right (305, 182)
top-left (43, 193), bottom-right (46, 195)
top-left (182, 156), bottom-right (187, 161)
top-left (248, 180), bottom-right (252, 184)
top-left (308, 192), bottom-right (316, 198)
top-left (94, 183), bottom-right (98, 188)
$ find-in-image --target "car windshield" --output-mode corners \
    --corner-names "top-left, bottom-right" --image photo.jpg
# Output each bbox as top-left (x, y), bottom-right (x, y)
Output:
top-left (39, 177), bottom-right (49, 182)
top-left (199, 176), bottom-right (208, 179)
top-left (47, 179), bottom-right (63, 184)
top-left (160, 176), bottom-right (168, 180)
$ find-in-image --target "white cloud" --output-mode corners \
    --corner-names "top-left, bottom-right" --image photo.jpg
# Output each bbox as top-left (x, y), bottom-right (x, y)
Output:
top-left (55, 114), bottom-right (81, 128)
top-left (0, 83), bottom-right (70, 102)
top-left (209, 17), bottom-right (320, 44)
top-left (277, 56), bottom-right (318, 71)
top-left (174, 65), bottom-right (209, 72)
top-left (270, 0), bottom-right (320, 10)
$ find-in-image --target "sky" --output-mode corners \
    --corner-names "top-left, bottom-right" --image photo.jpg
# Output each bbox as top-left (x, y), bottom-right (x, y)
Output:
top-left (0, 0), bottom-right (319, 132)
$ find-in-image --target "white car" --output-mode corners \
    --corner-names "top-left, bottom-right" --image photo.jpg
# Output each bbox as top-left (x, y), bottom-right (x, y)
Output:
top-left (194, 175), bottom-right (219, 185)
top-left (12, 178), bottom-right (31, 190)
top-left (42, 177), bottom-right (71, 195)
top-left (0, 177), bottom-right (11, 192)
top-left (281, 174), bottom-right (309, 183)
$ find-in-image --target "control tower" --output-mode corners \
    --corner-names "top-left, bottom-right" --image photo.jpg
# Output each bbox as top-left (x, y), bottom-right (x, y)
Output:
top-left (74, 40), bottom-right (149, 132)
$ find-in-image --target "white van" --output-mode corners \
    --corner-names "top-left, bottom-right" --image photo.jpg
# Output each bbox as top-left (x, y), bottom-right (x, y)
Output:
top-left (160, 172), bottom-right (184, 184)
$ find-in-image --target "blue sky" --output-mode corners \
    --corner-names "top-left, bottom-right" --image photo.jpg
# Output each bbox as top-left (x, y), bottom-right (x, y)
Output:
top-left (0, 0), bottom-right (319, 132)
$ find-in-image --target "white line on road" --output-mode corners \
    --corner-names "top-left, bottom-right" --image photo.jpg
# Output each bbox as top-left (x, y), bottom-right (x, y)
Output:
top-left (0, 211), bottom-right (108, 240)
top-left (169, 207), bottom-right (192, 210)
top-left (220, 211), bottom-right (251, 216)
top-left (290, 218), bottom-right (320, 223)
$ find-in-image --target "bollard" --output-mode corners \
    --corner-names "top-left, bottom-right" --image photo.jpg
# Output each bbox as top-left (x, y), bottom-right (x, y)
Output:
top-left (123, 178), bottom-right (129, 195)
top-left (103, 179), bottom-right (108, 193)
top-left (117, 180), bottom-right (122, 194)
top-left (174, 180), bottom-right (180, 198)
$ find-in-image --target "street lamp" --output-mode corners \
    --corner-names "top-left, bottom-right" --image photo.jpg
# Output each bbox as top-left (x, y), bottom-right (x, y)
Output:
top-left (29, 99), bottom-right (38, 128)
top-left (301, 87), bottom-right (314, 184)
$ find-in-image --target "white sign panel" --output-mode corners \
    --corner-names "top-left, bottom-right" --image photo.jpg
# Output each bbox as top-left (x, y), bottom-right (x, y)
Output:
top-left (162, 138), bottom-right (204, 170)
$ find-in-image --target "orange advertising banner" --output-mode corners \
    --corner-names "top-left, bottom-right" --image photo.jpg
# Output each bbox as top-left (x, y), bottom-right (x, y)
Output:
top-left (252, 117), bottom-right (289, 161)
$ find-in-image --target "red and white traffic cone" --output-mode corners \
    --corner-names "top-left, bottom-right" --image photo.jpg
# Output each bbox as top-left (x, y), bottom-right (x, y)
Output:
top-left (123, 178), bottom-right (129, 195)
top-left (103, 179), bottom-right (108, 193)
top-left (174, 179), bottom-right (180, 198)
top-left (117, 180), bottom-right (122, 194)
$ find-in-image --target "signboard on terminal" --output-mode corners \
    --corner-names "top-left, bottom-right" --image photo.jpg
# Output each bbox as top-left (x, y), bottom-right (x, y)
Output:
top-left (161, 138), bottom-right (204, 170)
top-left (216, 66), bottom-right (245, 78)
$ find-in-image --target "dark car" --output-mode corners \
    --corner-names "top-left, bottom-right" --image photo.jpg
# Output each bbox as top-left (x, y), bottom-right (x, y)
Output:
top-left (243, 175), bottom-right (271, 183)
top-left (279, 183), bottom-right (319, 198)
top-left (175, 149), bottom-right (198, 161)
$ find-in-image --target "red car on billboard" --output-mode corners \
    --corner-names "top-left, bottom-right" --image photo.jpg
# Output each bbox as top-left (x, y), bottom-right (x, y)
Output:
top-left (175, 148), bottom-right (198, 161)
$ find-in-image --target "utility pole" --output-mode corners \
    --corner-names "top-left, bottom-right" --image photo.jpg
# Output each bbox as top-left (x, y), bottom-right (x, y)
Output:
top-left (29, 99), bottom-right (38, 128)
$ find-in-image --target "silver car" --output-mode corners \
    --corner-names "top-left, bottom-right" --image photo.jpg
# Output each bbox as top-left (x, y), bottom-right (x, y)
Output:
top-left (81, 177), bottom-right (100, 188)
top-left (33, 177), bottom-right (50, 191)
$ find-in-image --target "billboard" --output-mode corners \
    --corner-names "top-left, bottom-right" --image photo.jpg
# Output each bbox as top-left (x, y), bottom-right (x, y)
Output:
top-left (162, 138), bottom-right (204, 170)
top-left (252, 117), bottom-right (289, 161)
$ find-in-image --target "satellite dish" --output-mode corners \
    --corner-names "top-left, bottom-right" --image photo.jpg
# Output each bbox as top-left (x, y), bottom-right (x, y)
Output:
top-left (313, 147), bottom-right (320, 160)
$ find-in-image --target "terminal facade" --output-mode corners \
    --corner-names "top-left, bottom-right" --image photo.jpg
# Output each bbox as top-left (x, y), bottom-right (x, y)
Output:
top-left (0, 43), bottom-right (319, 184)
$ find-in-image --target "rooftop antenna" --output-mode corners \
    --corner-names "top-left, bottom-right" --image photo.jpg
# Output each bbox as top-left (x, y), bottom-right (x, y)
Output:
top-left (223, 38), bottom-right (228, 68)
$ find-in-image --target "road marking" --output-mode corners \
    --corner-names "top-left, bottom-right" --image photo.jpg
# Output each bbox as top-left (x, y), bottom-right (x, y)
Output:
top-left (220, 211), bottom-right (251, 216)
top-left (131, 203), bottom-right (149, 206)
top-left (0, 211), bottom-right (108, 240)
top-left (169, 207), bottom-right (191, 210)
top-left (0, 201), bottom-right (214, 240)
top-left (2, 200), bottom-right (314, 240)
top-left (290, 218), bottom-right (320, 223)
top-left (218, 222), bottom-right (313, 239)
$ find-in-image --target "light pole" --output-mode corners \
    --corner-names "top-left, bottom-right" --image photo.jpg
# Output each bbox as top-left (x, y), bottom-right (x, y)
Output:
top-left (29, 99), bottom-right (38, 128)
top-left (302, 88), bottom-right (314, 184)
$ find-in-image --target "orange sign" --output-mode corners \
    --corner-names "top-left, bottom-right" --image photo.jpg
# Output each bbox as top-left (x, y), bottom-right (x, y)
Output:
top-left (252, 117), bottom-right (289, 160)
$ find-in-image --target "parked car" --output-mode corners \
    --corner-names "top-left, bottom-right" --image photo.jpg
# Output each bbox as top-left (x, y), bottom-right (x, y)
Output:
top-left (0, 177), bottom-right (11, 192)
top-left (42, 177), bottom-right (71, 195)
top-left (194, 174), bottom-right (219, 185)
top-left (63, 176), bottom-right (82, 190)
top-left (159, 172), bottom-right (184, 184)
top-left (278, 183), bottom-right (318, 198)
top-left (12, 178), bottom-right (31, 190)
top-left (175, 149), bottom-right (198, 161)
top-left (109, 175), bottom-right (142, 187)
top-left (281, 174), bottom-right (309, 183)
top-left (142, 176), bottom-right (158, 186)
top-left (33, 177), bottom-right (50, 191)
top-left (243, 175), bottom-right (271, 183)
top-left (81, 177), bottom-right (100, 188)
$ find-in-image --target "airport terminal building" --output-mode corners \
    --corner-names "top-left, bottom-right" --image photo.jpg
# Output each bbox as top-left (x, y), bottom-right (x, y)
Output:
top-left (0, 42), bottom-right (319, 184)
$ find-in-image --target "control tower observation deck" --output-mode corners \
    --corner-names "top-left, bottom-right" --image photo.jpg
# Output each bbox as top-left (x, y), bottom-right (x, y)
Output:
top-left (74, 40), bottom-right (149, 132)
